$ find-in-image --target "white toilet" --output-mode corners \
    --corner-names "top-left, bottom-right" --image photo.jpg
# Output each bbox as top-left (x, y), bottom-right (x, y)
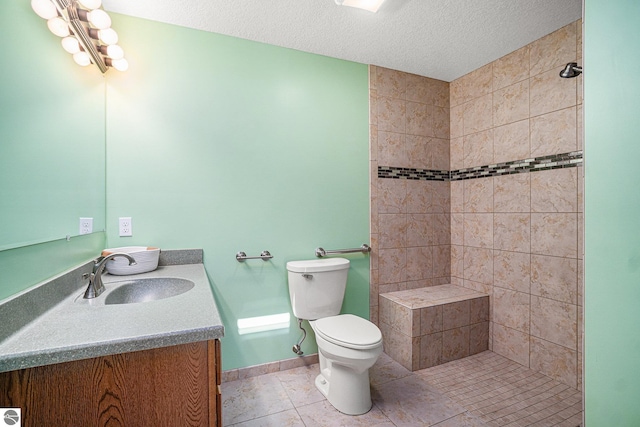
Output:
top-left (286, 258), bottom-right (383, 415)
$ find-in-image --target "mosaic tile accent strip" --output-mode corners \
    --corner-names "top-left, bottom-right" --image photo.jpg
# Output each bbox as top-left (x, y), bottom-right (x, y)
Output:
top-left (378, 151), bottom-right (583, 182)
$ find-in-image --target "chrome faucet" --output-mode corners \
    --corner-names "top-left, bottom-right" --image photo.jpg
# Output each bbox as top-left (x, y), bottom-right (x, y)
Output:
top-left (83, 253), bottom-right (136, 299)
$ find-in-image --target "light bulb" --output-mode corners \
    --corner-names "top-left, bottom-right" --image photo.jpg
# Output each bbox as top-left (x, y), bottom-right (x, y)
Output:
top-left (73, 51), bottom-right (91, 67)
top-left (108, 58), bottom-right (128, 72)
top-left (77, 0), bottom-right (102, 10)
top-left (61, 37), bottom-right (81, 54)
top-left (31, 0), bottom-right (57, 19)
top-left (99, 44), bottom-right (124, 60)
top-left (91, 28), bottom-right (118, 45)
top-left (87, 9), bottom-right (111, 29)
top-left (47, 17), bottom-right (70, 37)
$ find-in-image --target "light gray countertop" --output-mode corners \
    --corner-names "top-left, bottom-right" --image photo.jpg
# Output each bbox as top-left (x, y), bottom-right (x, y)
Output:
top-left (0, 252), bottom-right (224, 373)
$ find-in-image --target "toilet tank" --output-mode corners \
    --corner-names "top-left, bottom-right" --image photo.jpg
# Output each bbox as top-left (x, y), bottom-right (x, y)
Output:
top-left (286, 258), bottom-right (350, 320)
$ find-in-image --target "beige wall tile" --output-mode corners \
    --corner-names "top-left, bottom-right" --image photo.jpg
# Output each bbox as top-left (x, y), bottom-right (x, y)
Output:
top-left (577, 104), bottom-right (583, 150)
top-left (493, 45), bottom-right (530, 90)
top-left (464, 213), bottom-right (493, 249)
top-left (530, 68), bottom-right (576, 117)
top-left (463, 94), bottom-right (493, 135)
top-left (531, 254), bottom-right (578, 304)
top-left (378, 178), bottom-right (407, 213)
top-left (419, 332), bottom-right (443, 369)
top-left (451, 245), bottom-right (464, 279)
top-left (462, 63), bottom-right (493, 101)
top-left (421, 305), bottom-right (443, 335)
top-left (406, 74), bottom-right (449, 108)
top-left (369, 65), bottom-right (377, 90)
top-left (430, 105), bottom-right (450, 139)
top-left (492, 323), bottom-right (530, 366)
top-left (530, 337), bottom-right (577, 389)
top-left (493, 80), bottom-right (529, 127)
top-left (529, 22), bottom-right (577, 77)
top-left (450, 137), bottom-right (464, 170)
top-left (380, 321), bottom-right (414, 370)
top-left (463, 246), bottom-right (493, 284)
top-left (427, 181), bottom-right (451, 213)
top-left (470, 296), bottom-right (490, 323)
top-left (405, 180), bottom-right (429, 213)
top-left (450, 181), bottom-right (464, 213)
top-left (406, 101), bottom-right (430, 136)
top-left (442, 326), bottom-right (470, 363)
top-left (430, 213), bottom-right (451, 245)
top-left (370, 124), bottom-right (378, 161)
top-left (406, 214), bottom-right (431, 247)
top-left (451, 214), bottom-right (464, 246)
top-left (405, 134), bottom-right (429, 169)
top-left (406, 246), bottom-right (434, 281)
top-left (463, 128), bottom-right (494, 168)
top-left (369, 90), bottom-right (378, 126)
top-left (493, 287), bottom-right (530, 333)
top-left (450, 104), bottom-right (464, 139)
top-left (531, 213), bottom-right (577, 258)
top-left (470, 322), bottom-right (489, 355)
top-left (449, 78), bottom-right (465, 108)
top-left (493, 250), bottom-right (531, 293)
top-left (379, 213), bottom-right (407, 249)
top-left (378, 131), bottom-right (407, 167)
top-left (531, 167), bottom-right (578, 213)
top-left (493, 213), bottom-right (531, 253)
top-left (494, 173), bottom-right (530, 213)
top-left (464, 177), bottom-right (493, 213)
top-left (376, 66), bottom-right (406, 99)
top-left (531, 295), bottom-right (577, 349)
top-left (493, 119), bottom-right (530, 164)
top-left (443, 300), bottom-right (470, 330)
top-left (530, 107), bottom-right (577, 157)
top-left (377, 96), bottom-right (406, 133)
top-left (433, 245), bottom-right (451, 278)
top-left (426, 137), bottom-right (450, 170)
top-left (379, 248), bottom-right (407, 284)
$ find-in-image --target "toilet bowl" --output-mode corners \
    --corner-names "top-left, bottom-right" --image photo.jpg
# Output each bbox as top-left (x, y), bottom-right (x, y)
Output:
top-left (310, 314), bottom-right (383, 415)
top-left (286, 258), bottom-right (383, 415)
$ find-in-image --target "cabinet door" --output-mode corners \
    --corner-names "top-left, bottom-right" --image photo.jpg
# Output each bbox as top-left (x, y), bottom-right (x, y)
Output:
top-left (0, 341), bottom-right (219, 427)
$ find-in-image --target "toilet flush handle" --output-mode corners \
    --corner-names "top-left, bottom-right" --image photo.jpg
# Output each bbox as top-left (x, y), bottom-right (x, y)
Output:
top-left (302, 274), bottom-right (313, 279)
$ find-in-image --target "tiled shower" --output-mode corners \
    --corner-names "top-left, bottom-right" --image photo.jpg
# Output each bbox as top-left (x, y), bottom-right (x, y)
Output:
top-left (370, 20), bottom-right (583, 390)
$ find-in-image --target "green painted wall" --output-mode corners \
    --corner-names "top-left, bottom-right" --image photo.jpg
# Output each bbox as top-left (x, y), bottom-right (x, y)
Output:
top-left (105, 15), bottom-right (370, 370)
top-left (584, 1), bottom-right (640, 424)
top-left (0, 1), bottom-right (106, 300)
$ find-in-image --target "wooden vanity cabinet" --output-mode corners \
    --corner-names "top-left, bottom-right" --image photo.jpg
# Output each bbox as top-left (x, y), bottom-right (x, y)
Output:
top-left (0, 339), bottom-right (222, 427)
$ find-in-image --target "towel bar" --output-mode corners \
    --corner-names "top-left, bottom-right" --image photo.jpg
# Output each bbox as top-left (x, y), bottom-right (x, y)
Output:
top-left (315, 244), bottom-right (371, 258)
top-left (236, 251), bottom-right (273, 262)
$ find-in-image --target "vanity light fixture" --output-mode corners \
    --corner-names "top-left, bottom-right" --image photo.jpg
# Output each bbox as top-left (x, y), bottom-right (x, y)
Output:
top-left (334, 0), bottom-right (386, 13)
top-left (31, 0), bottom-right (128, 73)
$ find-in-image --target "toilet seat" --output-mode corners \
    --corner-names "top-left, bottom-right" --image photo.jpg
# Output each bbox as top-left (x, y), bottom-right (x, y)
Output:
top-left (313, 314), bottom-right (382, 350)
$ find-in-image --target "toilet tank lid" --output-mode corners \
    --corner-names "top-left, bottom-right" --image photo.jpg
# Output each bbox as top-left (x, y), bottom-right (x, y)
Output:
top-left (286, 258), bottom-right (350, 273)
top-left (314, 314), bottom-right (382, 348)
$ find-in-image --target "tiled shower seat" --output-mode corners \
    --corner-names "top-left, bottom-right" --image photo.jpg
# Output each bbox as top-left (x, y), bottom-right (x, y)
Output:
top-left (379, 284), bottom-right (489, 371)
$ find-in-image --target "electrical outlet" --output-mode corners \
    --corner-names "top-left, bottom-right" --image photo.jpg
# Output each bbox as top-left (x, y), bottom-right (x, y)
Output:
top-left (79, 217), bottom-right (93, 235)
top-left (119, 217), bottom-right (132, 237)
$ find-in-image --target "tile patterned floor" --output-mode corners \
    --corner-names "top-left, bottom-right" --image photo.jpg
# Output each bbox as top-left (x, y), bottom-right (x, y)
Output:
top-left (221, 351), bottom-right (583, 427)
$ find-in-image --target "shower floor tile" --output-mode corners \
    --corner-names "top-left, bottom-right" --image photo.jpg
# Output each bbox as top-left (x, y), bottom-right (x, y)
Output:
top-left (221, 351), bottom-right (583, 426)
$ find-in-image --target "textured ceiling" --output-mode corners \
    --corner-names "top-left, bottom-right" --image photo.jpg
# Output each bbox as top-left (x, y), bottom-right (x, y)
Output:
top-left (101, 0), bottom-right (582, 82)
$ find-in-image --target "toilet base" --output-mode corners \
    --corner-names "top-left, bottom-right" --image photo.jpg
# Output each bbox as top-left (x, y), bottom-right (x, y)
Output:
top-left (314, 364), bottom-right (373, 415)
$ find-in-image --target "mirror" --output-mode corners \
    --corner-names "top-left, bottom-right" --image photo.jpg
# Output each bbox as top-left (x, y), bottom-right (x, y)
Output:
top-left (0, 2), bottom-right (106, 251)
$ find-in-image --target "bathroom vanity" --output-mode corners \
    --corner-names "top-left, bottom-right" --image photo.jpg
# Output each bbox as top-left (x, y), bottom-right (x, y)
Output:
top-left (0, 250), bottom-right (224, 427)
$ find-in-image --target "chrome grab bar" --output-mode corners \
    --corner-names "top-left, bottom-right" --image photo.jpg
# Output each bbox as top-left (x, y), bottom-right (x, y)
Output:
top-left (236, 250), bottom-right (273, 262)
top-left (315, 244), bottom-right (371, 258)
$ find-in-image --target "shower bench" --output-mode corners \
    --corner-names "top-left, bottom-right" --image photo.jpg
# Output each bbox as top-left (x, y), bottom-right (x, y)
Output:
top-left (379, 284), bottom-right (489, 371)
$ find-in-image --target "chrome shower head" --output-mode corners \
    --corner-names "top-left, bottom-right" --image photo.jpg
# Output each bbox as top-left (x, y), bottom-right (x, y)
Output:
top-left (560, 62), bottom-right (582, 78)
